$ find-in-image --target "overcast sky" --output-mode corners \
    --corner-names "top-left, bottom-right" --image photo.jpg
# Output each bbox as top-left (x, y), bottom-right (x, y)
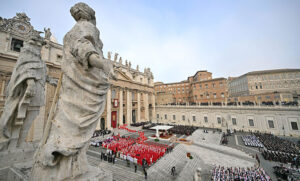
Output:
top-left (1, 0), bottom-right (299, 83)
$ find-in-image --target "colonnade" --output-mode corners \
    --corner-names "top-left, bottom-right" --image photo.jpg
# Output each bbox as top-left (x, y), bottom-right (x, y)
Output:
top-left (105, 86), bottom-right (155, 130)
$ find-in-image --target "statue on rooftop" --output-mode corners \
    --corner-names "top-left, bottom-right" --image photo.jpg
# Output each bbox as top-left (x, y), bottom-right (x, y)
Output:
top-left (107, 51), bottom-right (111, 60)
top-left (14, 12), bottom-right (30, 22)
top-left (31, 3), bottom-right (114, 181)
top-left (114, 53), bottom-right (118, 62)
top-left (44, 28), bottom-right (51, 40)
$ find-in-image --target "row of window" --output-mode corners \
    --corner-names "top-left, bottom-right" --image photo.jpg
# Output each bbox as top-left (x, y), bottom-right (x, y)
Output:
top-left (249, 73), bottom-right (300, 82)
top-left (193, 82), bottom-right (224, 89)
top-left (194, 92), bottom-right (225, 100)
top-left (156, 114), bottom-right (299, 130)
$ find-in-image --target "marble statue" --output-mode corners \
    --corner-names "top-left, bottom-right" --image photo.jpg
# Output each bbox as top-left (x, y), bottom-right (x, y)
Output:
top-left (44, 28), bottom-right (51, 40)
top-left (114, 53), bottom-right (118, 62)
top-left (119, 57), bottom-right (122, 64)
top-left (129, 61), bottom-right (131, 68)
top-left (125, 59), bottom-right (128, 66)
top-left (107, 51), bottom-right (111, 60)
top-left (136, 65), bottom-right (139, 71)
top-left (31, 3), bottom-right (113, 181)
top-left (0, 33), bottom-right (46, 151)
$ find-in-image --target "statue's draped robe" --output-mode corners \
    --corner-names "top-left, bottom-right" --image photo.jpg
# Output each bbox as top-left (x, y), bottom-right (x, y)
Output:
top-left (0, 42), bottom-right (46, 139)
top-left (33, 20), bottom-right (110, 180)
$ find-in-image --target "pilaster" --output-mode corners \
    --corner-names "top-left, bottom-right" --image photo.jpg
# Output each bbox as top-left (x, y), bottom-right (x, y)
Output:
top-left (119, 89), bottom-right (123, 126)
top-left (106, 88), bottom-right (111, 129)
top-left (137, 91), bottom-right (141, 122)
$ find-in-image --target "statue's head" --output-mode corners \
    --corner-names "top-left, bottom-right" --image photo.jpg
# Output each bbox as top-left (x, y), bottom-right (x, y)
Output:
top-left (70, 3), bottom-right (96, 25)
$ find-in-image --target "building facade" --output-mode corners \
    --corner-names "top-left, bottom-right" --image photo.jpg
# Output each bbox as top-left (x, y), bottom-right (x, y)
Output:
top-left (154, 81), bottom-right (190, 104)
top-left (228, 69), bottom-right (300, 104)
top-left (0, 13), bottom-right (155, 137)
top-left (156, 105), bottom-right (300, 136)
top-left (154, 70), bottom-right (228, 105)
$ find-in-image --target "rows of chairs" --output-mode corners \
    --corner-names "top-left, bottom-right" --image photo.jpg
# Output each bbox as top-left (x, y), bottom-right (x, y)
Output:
top-left (262, 150), bottom-right (299, 164)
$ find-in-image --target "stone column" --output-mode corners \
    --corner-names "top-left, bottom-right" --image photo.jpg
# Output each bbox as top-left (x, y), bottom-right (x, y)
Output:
top-left (126, 89), bottom-right (132, 125)
top-left (106, 88), bottom-right (111, 130)
top-left (137, 92), bottom-right (141, 123)
top-left (144, 93), bottom-right (149, 121)
top-left (119, 89), bottom-right (123, 126)
top-left (151, 93), bottom-right (156, 122)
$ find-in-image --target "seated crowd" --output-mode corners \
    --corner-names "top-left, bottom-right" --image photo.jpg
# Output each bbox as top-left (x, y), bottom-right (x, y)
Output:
top-left (254, 133), bottom-right (300, 164)
top-left (273, 165), bottom-right (300, 181)
top-left (262, 150), bottom-right (299, 164)
top-left (254, 133), bottom-right (299, 154)
top-left (130, 121), bottom-right (150, 127)
top-left (211, 166), bottom-right (271, 181)
top-left (142, 123), bottom-right (198, 136)
top-left (241, 135), bottom-right (264, 148)
top-left (168, 125), bottom-right (198, 136)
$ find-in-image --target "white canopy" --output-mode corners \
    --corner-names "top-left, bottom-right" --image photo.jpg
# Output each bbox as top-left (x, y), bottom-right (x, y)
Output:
top-left (150, 125), bottom-right (173, 130)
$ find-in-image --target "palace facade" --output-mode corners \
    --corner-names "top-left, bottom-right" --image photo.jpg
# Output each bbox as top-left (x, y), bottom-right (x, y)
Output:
top-left (228, 69), bottom-right (300, 105)
top-left (154, 70), bottom-right (228, 105)
top-left (155, 69), bottom-right (300, 106)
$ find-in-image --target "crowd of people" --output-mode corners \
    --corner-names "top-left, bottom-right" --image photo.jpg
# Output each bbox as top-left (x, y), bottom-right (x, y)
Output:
top-left (262, 150), bottom-right (299, 164)
top-left (142, 123), bottom-right (198, 136)
top-left (253, 133), bottom-right (300, 164)
top-left (130, 122), bottom-right (150, 127)
top-left (168, 125), bottom-right (198, 135)
top-left (101, 134), bottom-right (172, 166)
top-left (92, 129), bottom-right (111, 138)
top-left (211, 166), bottom-right (272, 181)
top-left (119, 124), bottom-right (138, 133)
top-left (254, 133), bottom-right (299, 154)
top-left (273, 165), bottom-right (300, 181)
top-left (241, 135), bottom-right (264, 148)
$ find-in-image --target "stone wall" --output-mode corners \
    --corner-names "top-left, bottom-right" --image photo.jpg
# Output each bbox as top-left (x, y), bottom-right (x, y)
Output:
top-left (156, 105), bottom-right (300, 136)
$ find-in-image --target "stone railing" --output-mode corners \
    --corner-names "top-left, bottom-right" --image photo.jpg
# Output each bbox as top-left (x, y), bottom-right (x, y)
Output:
top-left (156, 103), bottom-right (300, 110)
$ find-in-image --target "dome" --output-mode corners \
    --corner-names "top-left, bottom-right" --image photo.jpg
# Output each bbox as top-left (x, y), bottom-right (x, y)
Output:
top-left (50, 35), bottom-right (58, 43)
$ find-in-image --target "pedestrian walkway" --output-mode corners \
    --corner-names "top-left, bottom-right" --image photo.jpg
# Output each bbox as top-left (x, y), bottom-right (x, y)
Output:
top-left (147, 144), bottom-right (188, 181)
top-left (88, 156), bottom-right (145, 181)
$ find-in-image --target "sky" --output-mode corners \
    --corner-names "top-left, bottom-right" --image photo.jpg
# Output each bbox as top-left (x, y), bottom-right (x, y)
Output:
top-left (1, 0), bottom-right (299, 83)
